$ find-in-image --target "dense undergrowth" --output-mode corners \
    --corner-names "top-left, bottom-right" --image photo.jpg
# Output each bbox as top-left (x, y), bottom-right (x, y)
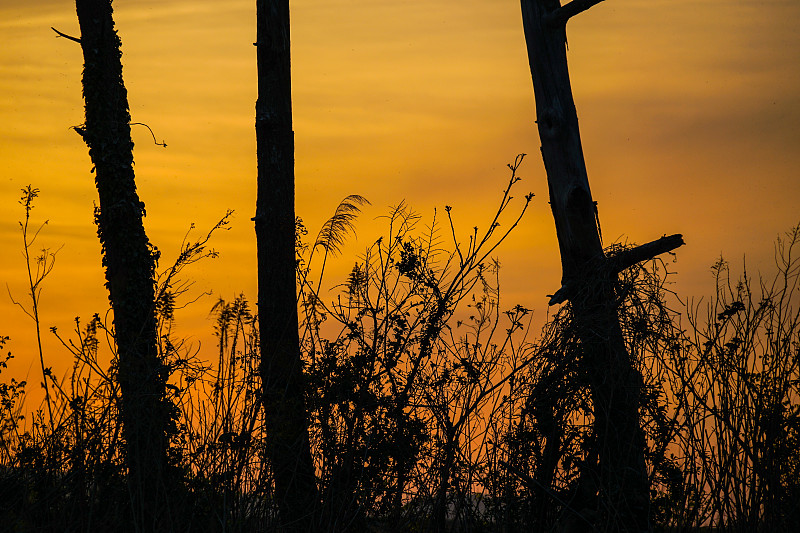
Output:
top-left (1, 173), bottom-right (799, 532)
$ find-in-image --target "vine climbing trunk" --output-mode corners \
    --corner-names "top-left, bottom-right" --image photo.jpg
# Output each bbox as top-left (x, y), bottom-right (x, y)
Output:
top-left (74, 0), bottom-right (176, 530)
top-left (254, 1), bottom-right (319, 531)
top-left (519, 1), bottom-right (684, 531)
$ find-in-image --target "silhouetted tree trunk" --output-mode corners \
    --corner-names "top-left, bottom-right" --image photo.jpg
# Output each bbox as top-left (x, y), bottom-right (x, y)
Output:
top-left (254, 1), bottom-right (319, 531)
top-left (519, 1), bottom-right (683, 531)
top-left (74, 0), bottom-right (175, 529)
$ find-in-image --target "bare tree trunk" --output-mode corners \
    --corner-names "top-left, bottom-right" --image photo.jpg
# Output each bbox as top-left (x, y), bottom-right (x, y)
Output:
top-left (74, 0), bottom-right (175, 529)
top-left (254, 1), bottom-right (319, 531)
top-left (519, 1), bottom-right (683, 531)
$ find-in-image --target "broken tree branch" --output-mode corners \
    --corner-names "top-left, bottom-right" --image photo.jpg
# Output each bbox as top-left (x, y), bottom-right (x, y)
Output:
top-left (608, 233), bottom-right (685, 274)
top-left (547, 233), bottom-right (685, 306)
top-left (550, 0), bottom-right (607, 27)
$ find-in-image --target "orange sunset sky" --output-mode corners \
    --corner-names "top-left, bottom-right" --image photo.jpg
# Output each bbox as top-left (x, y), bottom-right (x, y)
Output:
top-left (1, 0), bottom-right (799, 383)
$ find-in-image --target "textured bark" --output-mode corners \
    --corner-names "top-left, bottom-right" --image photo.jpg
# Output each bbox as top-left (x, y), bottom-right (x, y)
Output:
top-left (74, 0), bottom-right (175, 530)
top-left (519, 1), bottom-right (682, 531)
top-left (254, 1), bottom-right (319, 531)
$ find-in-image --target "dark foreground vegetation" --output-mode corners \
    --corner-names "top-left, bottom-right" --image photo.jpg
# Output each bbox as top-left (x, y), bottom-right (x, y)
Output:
top-left (8, 1), bottom-right (784, 531)
top-left (2, 178), bottom-right (799, 532)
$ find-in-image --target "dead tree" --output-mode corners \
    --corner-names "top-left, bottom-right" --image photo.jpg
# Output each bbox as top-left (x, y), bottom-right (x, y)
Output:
top-left (519, 1), bottom-right (684, 531)
top-left (254, 1), bottom-right (319, 531)
top-left (71, 0), bottom-right (176, 529)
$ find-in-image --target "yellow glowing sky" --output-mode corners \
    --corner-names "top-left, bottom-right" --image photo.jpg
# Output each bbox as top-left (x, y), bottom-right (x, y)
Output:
top-left (2, 0), bottom-right (799, 381)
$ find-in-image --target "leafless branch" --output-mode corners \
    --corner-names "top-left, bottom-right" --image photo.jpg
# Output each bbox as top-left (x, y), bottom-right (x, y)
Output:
top-left (130, 122), bottom-right (167, 147)
top-left (608, 234), bottom-right (685, 274)
top-left (51, 26), bottom-right (81, 44)
top-left (548, 234), bottom-right (685, 305)
top-left (550, 0), bottom-right (607, 26)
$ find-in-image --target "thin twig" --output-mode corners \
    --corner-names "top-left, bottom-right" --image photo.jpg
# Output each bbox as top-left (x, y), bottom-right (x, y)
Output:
top-left (130, 122), bottom-right (167, 147)
top-left (51, 26), bottom-right (81, 43)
